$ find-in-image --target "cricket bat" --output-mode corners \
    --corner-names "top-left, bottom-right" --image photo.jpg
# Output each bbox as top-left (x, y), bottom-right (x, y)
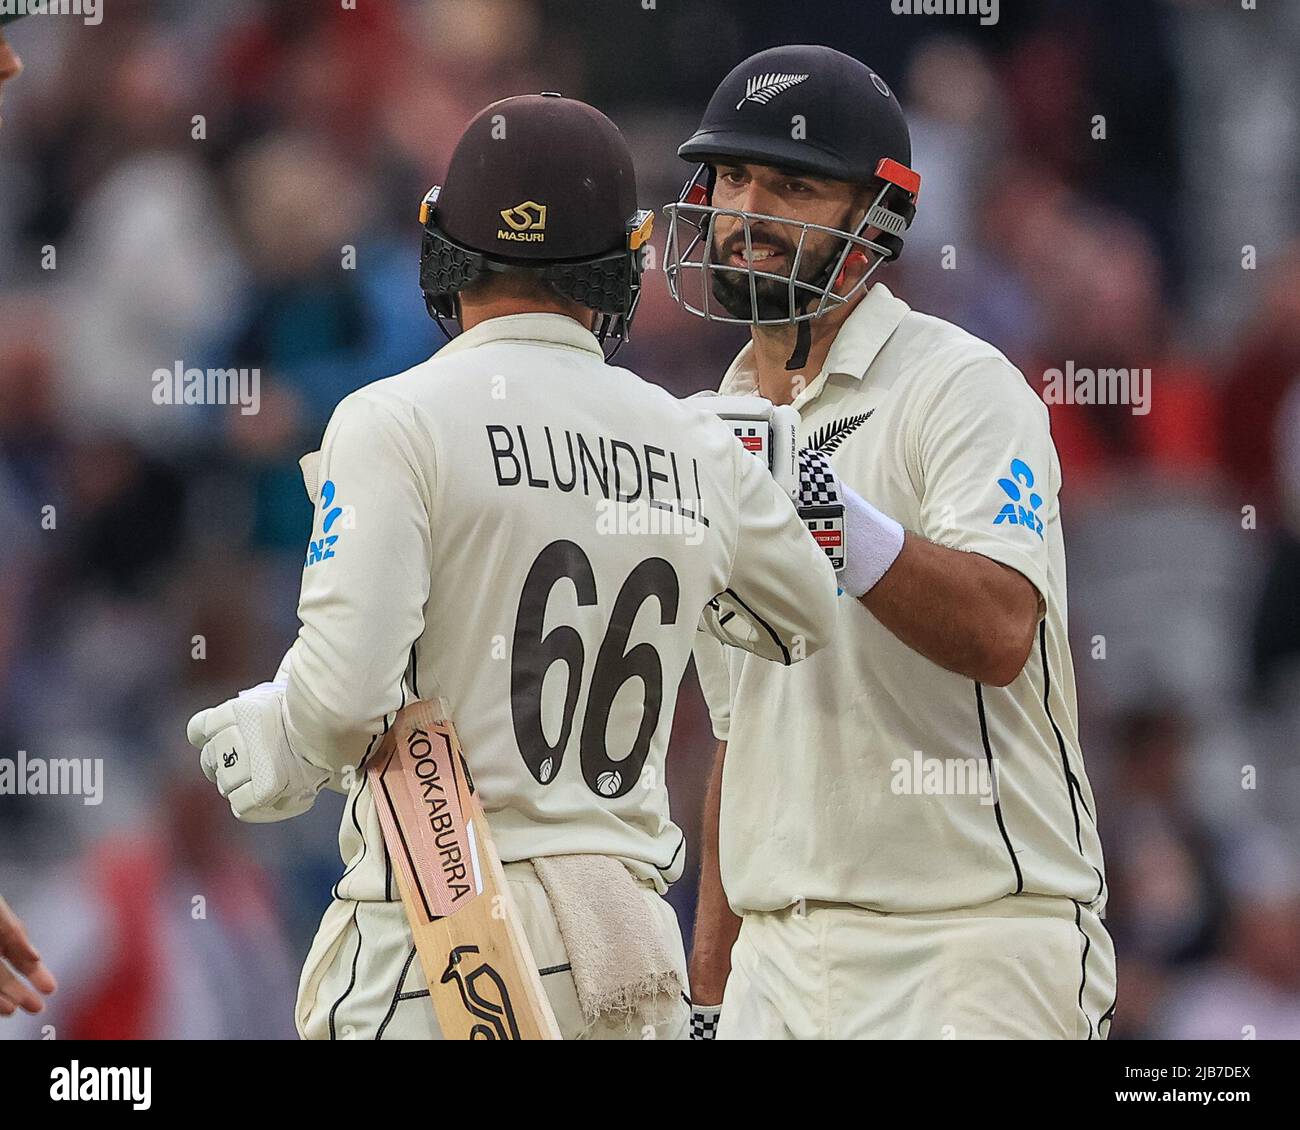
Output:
top-left (367, 699), bottom-right (561, 1040)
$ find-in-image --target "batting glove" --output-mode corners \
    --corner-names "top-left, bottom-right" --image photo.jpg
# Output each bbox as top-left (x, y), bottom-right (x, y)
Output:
top-left (188, 681), bottom-right (330, 823)
top-left (797, 448), bottom-right (848, 572)
top-left (690, 392), bottom-right (800, 500)
top-left (797, 448), bottom-right (905, 598)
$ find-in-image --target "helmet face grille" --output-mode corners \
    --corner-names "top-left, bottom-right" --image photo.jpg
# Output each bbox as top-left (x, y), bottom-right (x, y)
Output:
top-left (662, 167), bottom-right (902, 327)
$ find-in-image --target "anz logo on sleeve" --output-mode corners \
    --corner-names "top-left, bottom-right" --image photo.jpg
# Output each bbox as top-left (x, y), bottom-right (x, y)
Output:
top-left (993, 458), bottom-right (1044, 539)
top-left (305, 479), bottom-right (345, 567)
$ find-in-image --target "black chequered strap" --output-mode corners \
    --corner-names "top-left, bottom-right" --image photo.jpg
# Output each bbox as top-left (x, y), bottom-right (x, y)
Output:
top-left (797, 449), bottom-right (846, 572)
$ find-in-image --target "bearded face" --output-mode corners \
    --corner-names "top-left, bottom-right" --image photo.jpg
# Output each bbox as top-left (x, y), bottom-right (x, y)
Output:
top-left (663, 162), bottom-right (895, 325)
top-left (706, 218), bottom-right (848, 322)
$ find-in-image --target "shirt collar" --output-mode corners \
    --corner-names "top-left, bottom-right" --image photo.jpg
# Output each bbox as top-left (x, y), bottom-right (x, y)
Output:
top-left (436, 312), bottom-right (605, 360)
top-left (719, 283), bottom-right (911, 409)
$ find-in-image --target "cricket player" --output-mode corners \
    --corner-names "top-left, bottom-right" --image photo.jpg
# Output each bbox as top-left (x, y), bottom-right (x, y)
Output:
top-left (667, 46), bottom-right (1115, 1040)
top-left (187, 94), bottom-right (839, 1040)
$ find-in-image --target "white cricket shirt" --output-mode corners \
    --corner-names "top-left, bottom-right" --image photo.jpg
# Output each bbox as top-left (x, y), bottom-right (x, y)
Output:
top-left (694, 284), bottom-right (1108, 915)
top-left (283, 313), bottom-right (838, 900)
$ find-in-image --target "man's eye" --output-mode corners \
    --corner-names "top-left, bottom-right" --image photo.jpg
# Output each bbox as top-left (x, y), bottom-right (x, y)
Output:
top-left (786, 181), bottom-right (813, 194)
top-left (721, 171), bottom-right (746, 185)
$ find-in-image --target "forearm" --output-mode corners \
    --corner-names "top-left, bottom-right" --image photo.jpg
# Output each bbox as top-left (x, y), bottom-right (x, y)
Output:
top-left (689, 740), bottom-right (741, 1006)
top-left (860, 534), bottom-right (1038, 687)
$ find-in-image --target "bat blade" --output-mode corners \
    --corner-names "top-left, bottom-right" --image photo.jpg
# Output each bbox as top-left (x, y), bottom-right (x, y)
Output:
top-left (368, 700), bottom-right (561, 1040)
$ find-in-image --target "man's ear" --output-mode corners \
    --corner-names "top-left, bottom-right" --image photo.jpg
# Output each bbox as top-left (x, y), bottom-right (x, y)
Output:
top-left (833, 249), bottom-right (873, 295)
top-left (831, 182), bottom-right (891, 294)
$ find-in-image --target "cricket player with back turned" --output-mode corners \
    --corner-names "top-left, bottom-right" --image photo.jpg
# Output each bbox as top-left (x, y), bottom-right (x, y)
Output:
top-left (668, 45), bottom-right (1115, 1040)
top-left (187, 94), bottom-right (839, 1039)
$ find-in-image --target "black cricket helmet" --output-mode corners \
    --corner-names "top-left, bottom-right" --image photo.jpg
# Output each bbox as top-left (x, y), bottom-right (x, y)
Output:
top-left (664, 44), bottom-right (921, 327)
top-left (419, 93), bottom-right (654, 355)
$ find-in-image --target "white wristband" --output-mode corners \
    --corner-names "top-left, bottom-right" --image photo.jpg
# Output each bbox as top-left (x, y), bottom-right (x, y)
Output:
top-left (839, 484), bottom-right (905, 598)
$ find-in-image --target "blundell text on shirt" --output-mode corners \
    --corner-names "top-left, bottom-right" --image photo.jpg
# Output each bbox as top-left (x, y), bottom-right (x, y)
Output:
top-left (486, 424), bottom-right (712, 527)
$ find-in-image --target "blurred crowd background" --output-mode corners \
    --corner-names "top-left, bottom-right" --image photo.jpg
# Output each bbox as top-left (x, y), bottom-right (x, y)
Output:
top-left (2, 0), bottom-right (1299, 1040)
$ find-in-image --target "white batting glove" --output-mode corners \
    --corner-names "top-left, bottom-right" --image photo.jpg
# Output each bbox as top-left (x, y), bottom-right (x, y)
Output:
top-left (797, 448), bottom-right (904, 598)
top-left (689, 392), bottom-right (800, 500)
top-left (187, 681), bottom-right (330, 823)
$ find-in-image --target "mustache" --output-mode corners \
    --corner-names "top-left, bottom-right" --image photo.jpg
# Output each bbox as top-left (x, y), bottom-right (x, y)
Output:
top-left (714, 228), bottom-right (798, 260)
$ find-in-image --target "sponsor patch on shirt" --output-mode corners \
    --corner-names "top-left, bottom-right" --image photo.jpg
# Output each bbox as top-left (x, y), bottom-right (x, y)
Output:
top-left (305, 479), bottom-right (345, 566)
top-left (992, 458), bottom-right (1044, 539)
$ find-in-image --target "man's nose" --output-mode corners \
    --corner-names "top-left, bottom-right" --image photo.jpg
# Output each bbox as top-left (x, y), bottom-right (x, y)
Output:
top-left (733, 180), bottom-right (781, 217)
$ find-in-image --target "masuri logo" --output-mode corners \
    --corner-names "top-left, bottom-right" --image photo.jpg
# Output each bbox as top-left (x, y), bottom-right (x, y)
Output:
top-left (498, 201), bottom-right (547, 243)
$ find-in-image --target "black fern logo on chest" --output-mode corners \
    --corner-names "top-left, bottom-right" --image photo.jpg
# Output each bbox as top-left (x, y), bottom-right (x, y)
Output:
top-left (805, 411), bottom-right (873, 455)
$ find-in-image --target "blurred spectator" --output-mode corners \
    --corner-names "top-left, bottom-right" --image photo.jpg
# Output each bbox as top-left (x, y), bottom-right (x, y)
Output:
top-left (0, 776), bottom-right (298, 1040)
top-left (1157, 831), bottom-right (1300, 1041)
top-left (1173, 0), bottom-right (1300, 342)
top-left (1221, 243), bottom-right (1300, 522)
top-left (1102, 707), bottom-right (1227, 1038)
top-left (1227, 246), bottom-right (1300, 705)
top-left (55, 151), bottom-right (244, 451)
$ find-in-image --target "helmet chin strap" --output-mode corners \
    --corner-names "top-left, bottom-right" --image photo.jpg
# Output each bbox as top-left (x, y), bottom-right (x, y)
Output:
top-left (785, 318), bottom-right (814, 372)
top-left (783, 209), bottom-right (873, 373)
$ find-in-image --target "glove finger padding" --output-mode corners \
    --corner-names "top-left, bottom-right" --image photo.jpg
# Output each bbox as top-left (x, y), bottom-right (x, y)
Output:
top-left (691, 393), bottom-right (800, 501)
top-left (189, 701), bottom-right (239, 785)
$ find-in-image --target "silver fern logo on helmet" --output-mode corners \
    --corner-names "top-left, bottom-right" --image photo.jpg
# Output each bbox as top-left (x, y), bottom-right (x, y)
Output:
top-left (736, 73), bottom-right (809, 109)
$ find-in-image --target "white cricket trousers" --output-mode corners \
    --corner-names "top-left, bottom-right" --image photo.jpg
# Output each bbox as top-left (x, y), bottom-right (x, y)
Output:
top-left (719, 893), bottom-right (1116, 1040)
top-left (296, 859), bottom-right (690, 1040)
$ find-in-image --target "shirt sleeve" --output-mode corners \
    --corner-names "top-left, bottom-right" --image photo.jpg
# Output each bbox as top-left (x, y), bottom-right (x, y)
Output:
top-left (913, 357), bottom-right (1056, 608)
top-left (720, 440), bottom-right (841, 665)
top-left (692, 628), bottom-right (733, 741)
top-left (284, 390), bottom-right (434, 772)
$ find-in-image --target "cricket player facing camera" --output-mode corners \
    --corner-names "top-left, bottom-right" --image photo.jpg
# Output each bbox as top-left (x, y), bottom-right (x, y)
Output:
top-left (668, 45), bottom-right (1115, 1040)
top-left (187, 93), bottom-right (839, 1039)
